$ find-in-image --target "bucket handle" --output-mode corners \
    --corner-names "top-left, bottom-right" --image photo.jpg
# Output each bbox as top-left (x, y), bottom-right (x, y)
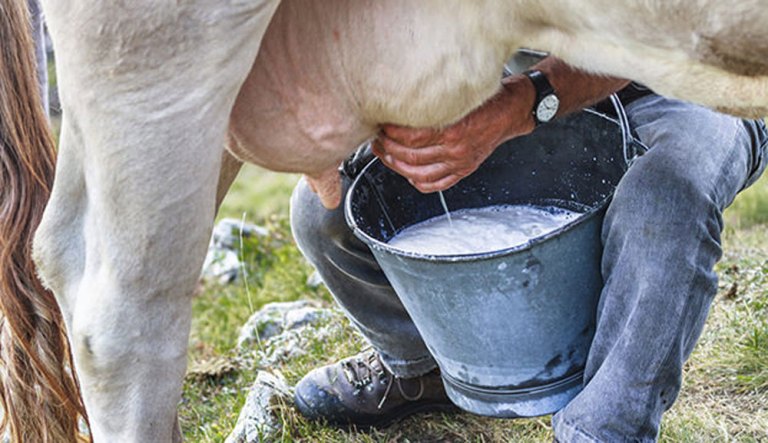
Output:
top-left (505, 50), bottom-right (646, 167)
top-left (609, 93), bottom-right (649, 167)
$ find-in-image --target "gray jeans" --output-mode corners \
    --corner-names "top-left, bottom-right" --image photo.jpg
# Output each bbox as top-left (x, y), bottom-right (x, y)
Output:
top-left (289, 95), bottom-right (768, 442)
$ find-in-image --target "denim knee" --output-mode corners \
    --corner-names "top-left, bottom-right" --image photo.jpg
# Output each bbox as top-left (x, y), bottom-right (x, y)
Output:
top-left (290, 177), bottom-right (349, 263)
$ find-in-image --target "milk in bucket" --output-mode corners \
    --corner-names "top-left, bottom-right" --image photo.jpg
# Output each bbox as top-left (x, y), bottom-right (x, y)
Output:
top-left (388, 204), bottom-right (580, 255)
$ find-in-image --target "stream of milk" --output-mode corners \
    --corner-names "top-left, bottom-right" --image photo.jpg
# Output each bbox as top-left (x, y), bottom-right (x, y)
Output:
top-left (388, 204), bottom-right (581, 255)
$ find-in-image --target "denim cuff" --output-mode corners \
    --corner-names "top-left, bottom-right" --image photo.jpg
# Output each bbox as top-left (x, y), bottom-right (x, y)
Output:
top-left (553, 416), bottom-right (603, 443)
top-left (377, 349), bottom-right (438, 378)
top-left (553, 415), bottom-right (657, 443)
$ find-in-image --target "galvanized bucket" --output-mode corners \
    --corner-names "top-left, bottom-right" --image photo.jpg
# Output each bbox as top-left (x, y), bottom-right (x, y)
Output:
top-left (344, 105), bottom-right (632, 417)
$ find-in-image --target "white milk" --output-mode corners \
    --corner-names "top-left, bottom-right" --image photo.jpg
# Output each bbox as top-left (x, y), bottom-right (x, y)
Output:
top-left (388, 204), bottom-right (581, 255)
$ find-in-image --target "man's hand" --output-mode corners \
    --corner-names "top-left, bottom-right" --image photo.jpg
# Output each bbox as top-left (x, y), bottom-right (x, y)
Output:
top-left (374, 75), bottom-right (536, 193)
top-left (373, 57), bottom-right (629, 194)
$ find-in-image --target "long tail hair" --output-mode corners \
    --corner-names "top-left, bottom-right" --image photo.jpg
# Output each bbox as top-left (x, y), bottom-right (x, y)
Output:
top-left (0, 0), bottom-right (89, 441)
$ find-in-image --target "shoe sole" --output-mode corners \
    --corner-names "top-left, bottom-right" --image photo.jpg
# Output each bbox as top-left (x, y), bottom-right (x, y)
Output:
top-left (293, 391), bottom-right (459, 430)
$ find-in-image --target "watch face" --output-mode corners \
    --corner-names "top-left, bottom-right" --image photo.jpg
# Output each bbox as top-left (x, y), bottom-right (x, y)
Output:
top-left (536, 94), bottom-right (560, 122)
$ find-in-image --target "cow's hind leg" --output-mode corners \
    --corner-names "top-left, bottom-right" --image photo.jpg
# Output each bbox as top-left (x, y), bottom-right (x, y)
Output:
top-left (34, 1), bottom-right (279, 441)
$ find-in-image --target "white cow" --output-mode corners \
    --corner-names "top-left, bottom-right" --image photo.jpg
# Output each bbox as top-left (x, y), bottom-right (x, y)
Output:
top-left (0, 0), bottom-right (766, 441)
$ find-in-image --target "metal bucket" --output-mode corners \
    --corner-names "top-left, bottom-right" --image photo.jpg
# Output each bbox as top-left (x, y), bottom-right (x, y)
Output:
top-left (344, 107), bottom-right (631, 417)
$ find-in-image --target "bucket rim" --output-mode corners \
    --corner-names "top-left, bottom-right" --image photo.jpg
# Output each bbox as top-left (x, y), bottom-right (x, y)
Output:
top-left (343, 159), bottom-right (612, 264)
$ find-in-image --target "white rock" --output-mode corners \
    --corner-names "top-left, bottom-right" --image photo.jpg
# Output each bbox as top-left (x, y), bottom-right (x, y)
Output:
top-left (202, 248), bottom-right (241, 284)
top-left (237, 301), bottom-right (329, 349)
top-left (284, 307), bottom-right (331, 330)
top-left (305, 271), bottom-right (324, 288)
top-left (260, 322), bottom-right (340, 366)
top-left (201, 218), bottom-right (269, 284)
top-left (224, 371), bottom-right (292, 443)
top-left (213, 218), bottom-right (269, 250)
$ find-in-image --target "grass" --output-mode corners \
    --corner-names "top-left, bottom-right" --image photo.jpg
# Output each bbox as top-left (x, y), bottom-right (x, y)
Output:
top-left (178, 164), bottom-right (768, 442)
top-left (725, 175), bottom-right (768, 229)
top-left (216, 167), bottom-right (300, 221)
top-left (660, 223), bottom-right (768, 441)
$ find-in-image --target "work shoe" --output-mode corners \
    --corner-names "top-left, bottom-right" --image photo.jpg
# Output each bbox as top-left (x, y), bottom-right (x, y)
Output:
top-left (294, 350), bottom-right (457, 428)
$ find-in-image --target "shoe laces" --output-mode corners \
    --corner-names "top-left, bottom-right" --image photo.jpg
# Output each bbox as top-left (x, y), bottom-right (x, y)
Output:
top-left (340, 350), bottom-right (425, 409)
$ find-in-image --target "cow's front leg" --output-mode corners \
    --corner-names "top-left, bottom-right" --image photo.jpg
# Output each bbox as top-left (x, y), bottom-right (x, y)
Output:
top-left (34, 1), bottom-right (280, 441)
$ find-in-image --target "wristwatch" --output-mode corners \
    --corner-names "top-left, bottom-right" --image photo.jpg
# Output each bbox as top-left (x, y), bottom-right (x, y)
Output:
top-left (524, 70), bottom-right (560, 126)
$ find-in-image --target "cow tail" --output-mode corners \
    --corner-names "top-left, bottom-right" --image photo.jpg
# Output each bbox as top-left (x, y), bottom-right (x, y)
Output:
top-left (0, 1), bottom-right (90, 441)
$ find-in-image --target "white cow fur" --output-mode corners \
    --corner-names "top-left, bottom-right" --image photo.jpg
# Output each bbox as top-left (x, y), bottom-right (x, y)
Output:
top-left (31, 0), bottom-right (767, 441)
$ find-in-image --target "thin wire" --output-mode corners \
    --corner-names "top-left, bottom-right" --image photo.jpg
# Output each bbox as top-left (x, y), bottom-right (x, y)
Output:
top-left (239, 212), bottom-right (255, 316)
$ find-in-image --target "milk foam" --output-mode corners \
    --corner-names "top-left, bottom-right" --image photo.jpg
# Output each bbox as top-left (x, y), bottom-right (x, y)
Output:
top-left (388, 204), bottom-right (581, 255)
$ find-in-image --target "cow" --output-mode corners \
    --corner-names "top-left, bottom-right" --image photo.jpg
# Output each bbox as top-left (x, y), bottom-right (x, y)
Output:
top-left (0, 0), bottom-right (766, 441)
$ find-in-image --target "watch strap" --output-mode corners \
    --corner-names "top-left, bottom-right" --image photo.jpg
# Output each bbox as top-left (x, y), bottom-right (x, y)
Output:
top-left (523, 70), bottom-right (556, 126)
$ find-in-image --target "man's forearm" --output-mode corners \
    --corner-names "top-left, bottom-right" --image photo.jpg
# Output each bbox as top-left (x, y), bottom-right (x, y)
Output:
top-left (496, 57), bottom-right (630, 142)
top-left (534, 57), bottom-right (630, 116)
